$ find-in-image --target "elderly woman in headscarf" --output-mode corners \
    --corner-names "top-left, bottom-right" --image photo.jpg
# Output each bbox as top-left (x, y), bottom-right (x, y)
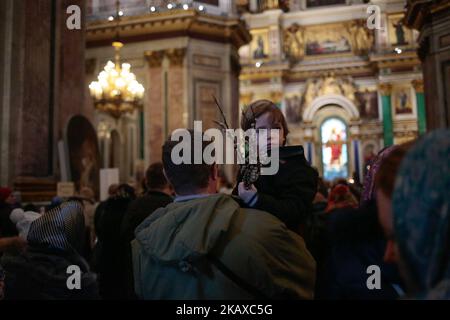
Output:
top-left (315, 145), bottom-right (407, 299)
top-left (0, 201), bottom-right (99, 300)
top-left (379, 129), bottom-right (450, 299)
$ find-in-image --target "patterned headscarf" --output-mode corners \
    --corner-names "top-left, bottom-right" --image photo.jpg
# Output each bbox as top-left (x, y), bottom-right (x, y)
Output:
top-left (361, 145), bottom-right (398, 204)
top-left (27, 201), bottom-right (85, 253)
top-left (392, 129), bottom-right (450, 299)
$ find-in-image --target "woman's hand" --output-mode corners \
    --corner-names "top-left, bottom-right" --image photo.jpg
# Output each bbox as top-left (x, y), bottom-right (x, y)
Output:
top-left (238, 182), bottom-right (258, 207)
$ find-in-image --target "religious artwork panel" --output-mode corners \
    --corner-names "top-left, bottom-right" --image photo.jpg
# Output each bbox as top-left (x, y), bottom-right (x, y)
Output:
top-left (304, 23), bottom-right (352, 56)
top-left (356, 90), bottom-right (379, 120)
top-left (250, 29), bottom-right (270, 60)
top-left (196, 0), bottom-right (220, 5)
top-left (392, 85), bottom-right (414, 117)
top-left (388, 13), bottom-right (414, 47)
top-left (321, 118), bottom-right (349, 181)
top-left (306, 0), bottom-right (346, 8)
top-left (194, 79), bottom-right (222, 129)
top-left (285, 94), bottom-right (303, 123)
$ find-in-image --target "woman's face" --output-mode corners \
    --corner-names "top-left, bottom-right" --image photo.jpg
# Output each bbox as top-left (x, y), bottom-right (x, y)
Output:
top-left (255, 112), bottom-right (285, 149)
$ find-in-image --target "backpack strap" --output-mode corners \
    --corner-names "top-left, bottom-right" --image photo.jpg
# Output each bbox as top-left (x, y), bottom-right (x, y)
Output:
top-left (206, 253), bottom-right (268, 300)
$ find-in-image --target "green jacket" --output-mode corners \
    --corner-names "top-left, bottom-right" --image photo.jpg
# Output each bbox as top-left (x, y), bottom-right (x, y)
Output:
top-left (132, 194), bottom-right (316, 300)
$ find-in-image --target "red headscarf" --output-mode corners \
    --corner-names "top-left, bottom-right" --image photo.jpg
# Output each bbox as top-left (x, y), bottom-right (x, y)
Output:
top-left (326, 184), bottom-right (359, 213)
top-left (0, 187), bottom-right (12, 203)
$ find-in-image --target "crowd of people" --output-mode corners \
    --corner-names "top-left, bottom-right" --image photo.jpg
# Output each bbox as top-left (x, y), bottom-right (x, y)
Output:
top-left (0, 100), bottom-right (449, 300)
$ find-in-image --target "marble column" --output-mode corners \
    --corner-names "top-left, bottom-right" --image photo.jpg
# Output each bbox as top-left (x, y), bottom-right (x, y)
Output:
top-left (405, 0), bottom-right (450, 129)
top-left (0, 0), bottom-right (87, 201)
top-left (379, 83), bottom-right (394, 147)
top-left (145, 50), bottom-right (165, 164)
top-left (166, 48), bottom-right (187, 133)
top-left (412, 79), bottom-right (427, 135)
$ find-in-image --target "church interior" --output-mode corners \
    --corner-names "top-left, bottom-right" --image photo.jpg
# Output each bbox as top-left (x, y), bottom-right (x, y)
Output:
top-left (1, 0), bottom-right (450, 303)
top-left (0, 0), bottom-right (449, 202)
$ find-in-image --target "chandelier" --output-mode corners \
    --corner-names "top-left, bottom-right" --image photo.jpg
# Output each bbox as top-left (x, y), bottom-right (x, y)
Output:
top-left (88, 1), bottom-right (144, 119)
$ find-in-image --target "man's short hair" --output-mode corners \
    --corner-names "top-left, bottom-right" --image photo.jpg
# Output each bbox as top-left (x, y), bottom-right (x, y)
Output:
top-left (145, 162), bottom-right (168, 190)
top-left (162, 130), bottom-right (214, 195)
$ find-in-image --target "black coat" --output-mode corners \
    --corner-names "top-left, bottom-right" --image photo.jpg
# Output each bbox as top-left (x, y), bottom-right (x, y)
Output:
top-left (117, 191), bottom-right (173, 299)
top-left (0, 204), bottom-right (18, 238)
top-left (120, 191), bottom-right (173, 243)
top-left (315, 200), bottom-right (404, 299)
top-left (1, 246), bottom-right (99, 300)
top-left (92, 197), bottom-right (133, 299)
top-left (234, 145), bottom-right (318, 231)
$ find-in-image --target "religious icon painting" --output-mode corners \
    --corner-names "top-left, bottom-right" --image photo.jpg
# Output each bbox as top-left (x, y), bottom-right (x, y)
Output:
top-left (306, 0), bottom-right (346, 8)
top-left (320, 117), bottom-right (349, 181)
top-left (304, 22), bottom-right (352, 56)
top-left (387, 13), bottom-right (415, 47)
top-left (250, 29), bottom-right (270, 60)
top-left (392, 86), bottom-right (414, 117)
top-left (356, 90), bottom-right (379, 120)
top-left (284, 95), bottom-right (303, 124)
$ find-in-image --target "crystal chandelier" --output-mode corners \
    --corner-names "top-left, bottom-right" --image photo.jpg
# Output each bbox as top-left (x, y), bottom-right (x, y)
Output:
top-left (88, 1), bottom-right (144, 119)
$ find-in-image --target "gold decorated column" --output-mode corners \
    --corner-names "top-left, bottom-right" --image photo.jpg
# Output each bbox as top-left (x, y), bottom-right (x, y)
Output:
top-left (378, 83), bottom-right (394, 146)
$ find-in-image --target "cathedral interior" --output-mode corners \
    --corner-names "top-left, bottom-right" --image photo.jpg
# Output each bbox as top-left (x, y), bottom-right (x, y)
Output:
top-left (0, 0), bottom-right (449, 202)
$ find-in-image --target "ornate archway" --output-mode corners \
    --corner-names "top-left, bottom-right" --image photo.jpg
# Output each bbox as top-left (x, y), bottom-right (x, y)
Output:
top-left (302, 94), bottom-right (360, 122)
top-left (301, 94), bottom-right (361, 181)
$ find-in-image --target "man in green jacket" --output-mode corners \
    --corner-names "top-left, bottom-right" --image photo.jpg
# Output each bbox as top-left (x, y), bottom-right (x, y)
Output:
top-left (132, 131), bottom-right (316, 299)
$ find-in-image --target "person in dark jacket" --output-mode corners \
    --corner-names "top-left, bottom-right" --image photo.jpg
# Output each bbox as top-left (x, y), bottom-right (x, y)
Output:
top-left (119, 163), bottom-right (173, 299)
top-left (94, 184), bottom-right (135, 299)
top-left (233, 100), bottom-right (318, 236)
top-left (315, 145), bottom-right (410, 299)
top-left (0, 201), bottom-right (99, 300)
top-left (120, 163), bottom-right (173, 243)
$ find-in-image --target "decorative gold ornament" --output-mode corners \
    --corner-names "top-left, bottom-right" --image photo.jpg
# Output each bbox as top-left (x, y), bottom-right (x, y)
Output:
top-left (166, 48), bottom-right (187, 67)
top-left (145, 50), bottom-right (165, 68)
top-left (347, 20), bottom-right (374, 55)
top-left (412, 79), bottom-right (424, 93)
top-left (378, 83), bottom-right (393, 96)
top-left (301, 73), bottom-right (358, 108)
top-left (283, 23), bottom-right (305, 64)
